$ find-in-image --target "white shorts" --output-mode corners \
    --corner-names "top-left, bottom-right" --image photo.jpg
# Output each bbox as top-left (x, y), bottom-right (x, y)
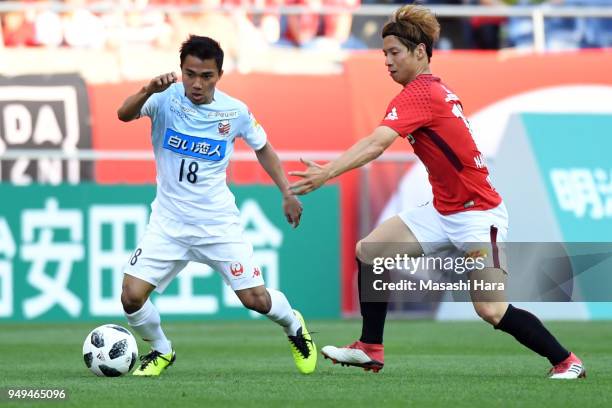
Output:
top-left (123, 211), bottom-right (265, 293)
top-left (398, 202), bottom-right (508, 270)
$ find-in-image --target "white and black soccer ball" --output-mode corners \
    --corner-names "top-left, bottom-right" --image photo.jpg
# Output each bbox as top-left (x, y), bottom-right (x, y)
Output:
top-left (82, 324), bottom-right (138, 377)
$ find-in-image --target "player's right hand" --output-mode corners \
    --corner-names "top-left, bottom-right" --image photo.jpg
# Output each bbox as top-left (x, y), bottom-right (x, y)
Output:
top-left (289, 158), bottom-right (331, 195)
top-left (145, 72), bottom-right (178, 94)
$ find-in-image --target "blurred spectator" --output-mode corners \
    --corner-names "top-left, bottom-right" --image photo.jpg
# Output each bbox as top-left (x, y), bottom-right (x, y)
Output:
top-left (282, 0), bottom-right (365, 49)
top-left (323, 0), bottom-right (360, 45)
top-left (3, 0), bottom-right (609, 51)
top-left (507, 0), bottom-right (612, 50)
top-left (464, 0), bottom-right (507, 49)
top-left (506, 0), bottom-right (581, 50)
top-left (62, 0), bottom-right (106, 48)
top-left (255, 0), bottom-right (284, 43)
top-left (283, 0), bottom-right (320, 46)
top-left (423, 0), bottom-right (465, 49)
top-left (167, 0), bottom-right (240, 61)
top-left (225, 0), bottom-right (281, 71)
top-left (2, 0), bottom-right (102, 48)
top-left (106, 0), bottom-right (172, 49)
top-left (226, 0), bottom-right (284, 44)
top-left (32, 0), bottom-right (63, 46)
top-left (579, 0), bottom-right (612, 47)
top-left (2, 7), bottom-right (36, 46)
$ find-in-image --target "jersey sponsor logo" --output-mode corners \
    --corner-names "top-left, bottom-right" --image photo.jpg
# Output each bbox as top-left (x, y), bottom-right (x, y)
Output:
top-left (385, 107), bottom-right (399, 121)
top-left (249, 112), bottom-right (262, 129)
top-left (169, 105), bottom-right (189, 119)
top-left (252, 267), bottom-right (261, 278)
top-left (162, 128), bottom-right (227, 161)
top-left (218, 120), bottom-right (231, 135)
top-left (230, 262), bottom-right (244, 277)
top-left (170, 97), bottom-right (197, 115)
top-left (207, 110), bottom-right (239, 119)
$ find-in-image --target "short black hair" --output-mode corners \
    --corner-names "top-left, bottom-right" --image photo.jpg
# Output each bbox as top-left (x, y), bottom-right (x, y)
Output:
top-left (179, 35), bottom-right (224, 73)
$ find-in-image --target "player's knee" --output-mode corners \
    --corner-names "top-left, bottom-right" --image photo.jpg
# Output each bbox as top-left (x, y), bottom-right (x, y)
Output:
top-left (356, 239), bottom-right (376, 264)
top-left (239, 290), bottom-right (271, 314)
top-left (121, 286), bottom-right (147, 314)
top-left (474, 303), bottom-right (505, 325)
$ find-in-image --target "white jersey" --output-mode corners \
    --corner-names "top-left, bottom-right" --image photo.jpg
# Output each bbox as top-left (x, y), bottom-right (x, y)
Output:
top-left (140, 83), bottom-right (267, 225)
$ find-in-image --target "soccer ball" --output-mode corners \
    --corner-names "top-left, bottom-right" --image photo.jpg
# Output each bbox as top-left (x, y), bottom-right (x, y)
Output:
top-left (82, 324), bottom-right (138, 377)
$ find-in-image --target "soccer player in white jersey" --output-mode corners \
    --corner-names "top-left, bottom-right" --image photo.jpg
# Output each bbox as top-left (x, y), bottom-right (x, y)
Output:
top-left (116, 35), bottom-right (316, 376)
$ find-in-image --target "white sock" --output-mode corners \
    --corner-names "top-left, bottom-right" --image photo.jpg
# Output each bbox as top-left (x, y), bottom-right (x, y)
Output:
top-left (125, 299), bottom-right (172, 354)
top-left (266, 288), bottom-right (301, 336)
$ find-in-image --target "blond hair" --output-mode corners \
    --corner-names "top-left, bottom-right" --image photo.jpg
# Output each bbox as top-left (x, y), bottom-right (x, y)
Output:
top-left (382, 5), bottom-right (441, 60)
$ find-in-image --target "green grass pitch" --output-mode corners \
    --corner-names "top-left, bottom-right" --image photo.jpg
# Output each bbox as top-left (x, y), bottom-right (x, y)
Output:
top-left (1, 320), bottom-right (610, 407)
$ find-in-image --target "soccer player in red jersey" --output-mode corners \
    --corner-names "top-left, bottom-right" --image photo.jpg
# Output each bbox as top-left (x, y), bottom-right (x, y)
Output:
top-left (289, 5), bottom-right (584, 379)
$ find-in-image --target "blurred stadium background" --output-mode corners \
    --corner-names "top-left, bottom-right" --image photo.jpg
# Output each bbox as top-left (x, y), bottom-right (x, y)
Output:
top-left (1, 1), bottom-right (612, 405)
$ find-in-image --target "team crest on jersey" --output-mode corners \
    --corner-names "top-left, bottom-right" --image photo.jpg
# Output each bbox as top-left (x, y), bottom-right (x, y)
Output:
top-left (385, 107), bottom-right (398, 121)
top-left (218, 120), bottom-right (231, 135)
top-left (230, 262), bottom-right (244, 277)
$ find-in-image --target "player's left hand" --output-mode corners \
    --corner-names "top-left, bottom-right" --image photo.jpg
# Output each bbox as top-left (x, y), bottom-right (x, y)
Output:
top-left (283, 194), bottom-right (303, 228)
top-left (289, 159), bottom-right (330, 195)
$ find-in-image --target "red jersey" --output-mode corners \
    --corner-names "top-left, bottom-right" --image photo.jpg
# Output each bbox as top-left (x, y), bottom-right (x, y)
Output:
top-left (380, 74), bottom-right (502, 215)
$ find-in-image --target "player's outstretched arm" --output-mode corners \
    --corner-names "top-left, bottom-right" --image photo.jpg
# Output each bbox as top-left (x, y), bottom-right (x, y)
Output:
top-left (117, 72), bottom-right (178, 122)
top-left (289, 126), bottom-right (399, 195)
top-left (255, 142), bottom-right (303, 228)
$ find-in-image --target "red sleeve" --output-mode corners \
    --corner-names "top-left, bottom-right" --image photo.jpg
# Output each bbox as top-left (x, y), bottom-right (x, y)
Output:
top-left (379, 81), bottom-right (432, 138)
